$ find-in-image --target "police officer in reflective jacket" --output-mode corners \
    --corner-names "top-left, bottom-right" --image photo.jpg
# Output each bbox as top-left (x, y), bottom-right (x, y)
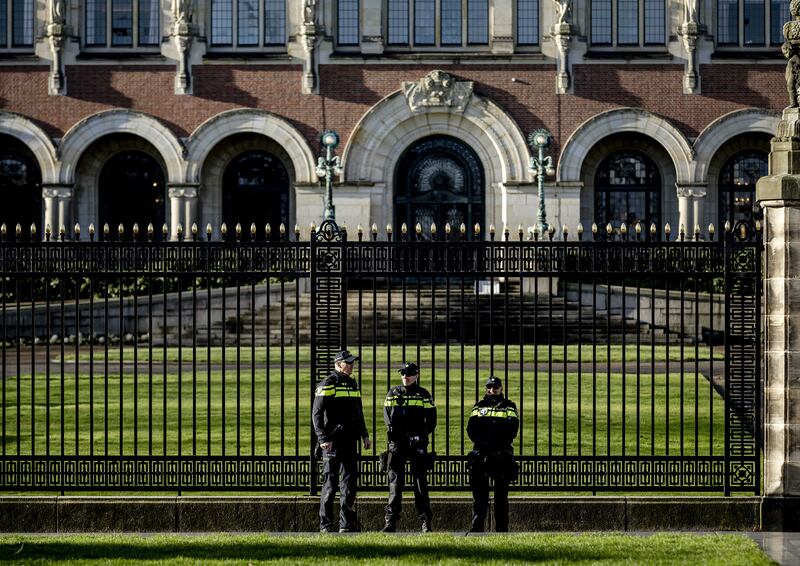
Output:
top-left (312, 350), bottom-right (371, 533)
top-left (382, 362), bottom-right (437, 533)
top-left (467, 376), bottom-right (519, 532)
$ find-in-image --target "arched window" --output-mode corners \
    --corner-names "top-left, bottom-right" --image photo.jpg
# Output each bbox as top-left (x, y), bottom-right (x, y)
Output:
top-left (222, 150), bottom-right (290, 232)
top-left (98, 151), bottom-right (165, 233)
top-left (594, 151), bottom-right (661, 231)
top-left (0, 148), bottom-right (41, 229)
top-left (394, 135), bottom-right (484, 238)
top-left (718, 150), bottom-right (767, 228)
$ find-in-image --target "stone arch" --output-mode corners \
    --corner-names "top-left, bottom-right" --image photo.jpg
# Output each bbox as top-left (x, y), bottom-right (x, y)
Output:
top-left (199, 133), bottom-right (296, 231)
top-left (0, 111), bottom-right (58, 184)
top-left (558, 108), bottom-right (693, 185)
top-left (579, 133), bottom-right (678, 228)
top-left (72, 134), bottom-right (169, 228)
top-left (59, 110), bottom-right (184, 185)
top-left (342, 90), bottom-right (531, 186)
top-left (186, 109), bottom-right (316, 185)
top-left (692, 108), bottom-right (780, 184)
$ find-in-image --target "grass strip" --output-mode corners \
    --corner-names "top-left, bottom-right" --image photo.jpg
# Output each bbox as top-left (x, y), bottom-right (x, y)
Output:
top-left (0, 533), bottom-right (773, 565)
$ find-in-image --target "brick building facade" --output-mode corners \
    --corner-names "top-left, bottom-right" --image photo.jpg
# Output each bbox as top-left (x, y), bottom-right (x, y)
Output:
top-left (0, 0), bottom-right (788, 239)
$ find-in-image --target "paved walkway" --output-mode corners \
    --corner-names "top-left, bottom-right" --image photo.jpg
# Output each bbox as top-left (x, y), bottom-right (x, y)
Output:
top-left (747, 533), bottom-right (800, 565)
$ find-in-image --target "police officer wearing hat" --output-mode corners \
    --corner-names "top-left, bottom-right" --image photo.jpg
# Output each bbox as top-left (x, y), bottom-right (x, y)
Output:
top-left (312, 350), bottom-right (371, 533)
top-left (467, 376), bottom-right (519, 532)
top-left (382, 362), bottom-right (437, 532)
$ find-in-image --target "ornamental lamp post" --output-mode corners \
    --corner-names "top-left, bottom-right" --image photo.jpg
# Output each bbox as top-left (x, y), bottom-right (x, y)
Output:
top-left (528, 129), bottom-right (556, 234)
top-left (316, 130), bottom-right (342, 222)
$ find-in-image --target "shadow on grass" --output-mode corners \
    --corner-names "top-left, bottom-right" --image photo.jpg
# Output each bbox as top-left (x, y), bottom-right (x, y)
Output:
top-left (0, 534), bottom-right (760, 563)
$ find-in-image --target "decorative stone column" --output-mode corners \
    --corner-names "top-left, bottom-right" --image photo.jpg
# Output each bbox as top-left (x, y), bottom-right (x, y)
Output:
top-left (168, 185), bottom-right (199, 241)
top-left (551, 0), bottom-right (572, 94)
top-left (170, 0), bottom-right (197, 95)
top-left (757, 105), bottom-right (800, 529)
top-left (676, 184), bottom-right (707, 234)
top-left (299, 0), bottom-right (320, 95)
top-left (46, 0), bottom-right (67, 95)
top-left (42, 184), bottom-right (73, 239)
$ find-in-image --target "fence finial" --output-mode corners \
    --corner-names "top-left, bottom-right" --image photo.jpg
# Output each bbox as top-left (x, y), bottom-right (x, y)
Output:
top-left (431, 223), bottom-right (438, 236)
top-left (679, 224), bottom-right (685, 241)
top-left (518, 224), bottom-right (524, 240)
top-left (0, 224), bottom-right (6, 238)
top-left (371, 223), bottom-right (378, 237)
top-left (605, 223), bottom-right (613, 236)
top-left (265, 223), bottom-right (272, 238)
top-left (577, 223), bottom-right (584, 240)
top-left (162, 223), bottom-right (169, 238)
top-left (132, 223), bottom-right (139, 238)
top-left (562, 224), bottom-right (569, 240)
top-left (74, 223), bottom-right (80, 239)
top-left (591, 223), bottom-right (598, 237)
top-left (445, 223), bottom-right (452, 235)
top-left (103, 223), bottom-right (110, 238)
top-left (235, 223), bottom-right (242, 238)
top-left (30, 223), bottom-right (37, 237)
top-left (503, 224), bottom-right (510, 241)
top-left (489, 224), bottom-right (496, 238)
top-left (739, 223), bottom-right (748, 240)
top-left (45, 224), bottom-right (52, 240)
top-left (635, 222), bottom-right (643, 237)
top-left (279, 223), bottom-right (286, 237)
top-left (664, 223), bottom-right (671, 239)
top-left (460, 223), bottom-right (467, 236)
top-left (295, 224), bottom-right (301, 239)
top-left (386, 223), bottom-right (393, 236)
top-left (88, 224), bottom-right (95, 240)
top-left (620, 222), bottom-right (628, 237)
top-left (474, 223), bottom-right (482, 236)
top-left (15, 223), bottom-right (22, 238)
top-left (148, 223), bottom-right (155, 239)
top-left (191, 223), bottom-right (198, 239)
top-left (250, 223), bottom-right (257, 238)
top-left (176, 224), bottom-right (183, 239)
top-left (415, 222), bottom-right (423, 235)
top-left (401, 223), bottom-right (408, 236)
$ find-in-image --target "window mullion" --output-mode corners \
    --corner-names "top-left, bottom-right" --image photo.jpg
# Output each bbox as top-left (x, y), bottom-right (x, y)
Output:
top-left (133, 0), bottom-right (138, 47)
top-left (612, 0), bottom-right (617, 46)
top-left (436, 0), bottom-right (440, 47)
top-left (639, 0), bottom-right (643, 46)
top-left (739, 0), bottom-right (744, 47)
top-left (259, 0), bottom-right (263, 47)
top-left (106, 0), bottom-right (111, 47)
top-left (233, 0), bottom-right (237, 46)
top-left (410, 0), bottom-right (414, 46)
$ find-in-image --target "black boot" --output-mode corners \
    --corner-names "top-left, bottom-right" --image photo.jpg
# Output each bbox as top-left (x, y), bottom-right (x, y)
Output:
top-left (381, 515), bottom-right (397, 533)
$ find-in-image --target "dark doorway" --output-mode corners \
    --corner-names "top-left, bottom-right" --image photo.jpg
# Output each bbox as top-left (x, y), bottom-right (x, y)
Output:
top-left (222, 150), bottom-right (290, 232)
top-left (0, 143), bottom-right (42, 231)
top-left (718, 150), bottom-right (767, 229)
top-left (394, 135), bottom-right (484, 238)
top-left (98, 151), bottom-right (166, 232)
top-left (594, 150), bottom-right (661, 233)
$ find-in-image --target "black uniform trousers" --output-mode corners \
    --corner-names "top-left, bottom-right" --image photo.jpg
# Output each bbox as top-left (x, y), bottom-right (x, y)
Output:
top-left (319, 445), bottom-right (359, 531)
top-left (385, 449), bottom-right (432, 525)
top-left (470, 453), bottom-right (510, 532)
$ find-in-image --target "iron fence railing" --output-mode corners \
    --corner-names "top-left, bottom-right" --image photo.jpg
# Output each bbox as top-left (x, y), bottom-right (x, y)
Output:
top-left (0, 220), bottom-right (761, 494)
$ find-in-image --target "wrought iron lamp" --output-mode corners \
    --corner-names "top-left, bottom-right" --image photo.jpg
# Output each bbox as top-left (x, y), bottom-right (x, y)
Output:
top-left (316, 130), bottom-right (343, 222)
top-left (528, 129), bottom-right (556, 234)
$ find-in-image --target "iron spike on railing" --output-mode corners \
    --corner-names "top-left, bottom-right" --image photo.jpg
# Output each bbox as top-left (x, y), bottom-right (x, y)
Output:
top-left (265, 223), bottom-right (272, 240)
top-left (620, 222), bottom-right (628, 241)
top-left (444, 223), bottom-right (451, 240)
top-left (15, 223), bottom-right (22, 240)
top-left (59, 224), bottom-right (66, 241)
top-left (118, 223), bottom-right (125, 240)
top-left (221, 223), bottom-right (228, 240)
top-left (148, 223), bottom-right (155, 241)
top-left (459, 223), bottom-right (467, 239)
top-left (474, 223), bottom-right (481, 237)
top-left (415, 223), bottom-right (423, 241)
top-left (518, 224), bottom-right (524, 241)
top-left (340, 222), bottom-right (347, 235)
top-left (562, 223), bottom-right (569, 241)
top-left (503, 224), bottom-right (510, 241)
top-left (191, 223), bottom-right (198, 240)
top-left (739, 223), bottom-right (748, 240)
top-left (294, 224), bottom-right (301, 240)
top-left (547, 224), bottom-right (555, 241)
top-left (88, 223), bottom-right (95, 241)
top-left (176, 223), bottom-right (183, 241)
top-left (235, 223), bottom-right (242, 241)
top-left (635, 221), bottom-right (642, 241)
top-left (279, 223), bottom-right (286, 240)
top-left (431, 222), bottom-right (438, 240)
top-left (45, 224), bottom-right (52, 241)
top-left (250, 223), bottom-right (257, 239)
top-left (577, 222), bottom-right (584, 241)
top-left (694, 224), bottom-right (701, 241)
top-left (357, 224), bottom-right (363, 241)
top-left (679, 223), bottom-right (685, 241)
top-left (591, 222), bottom-right (598, 241)
top-left (386, 223), bottom-right (393, 241)
top-left (206, 223), bottom-right (213, 241)
top-left (605, 223), bottom-right (613, 240)
top-left (0, 224), bottom-right (6, 242)
top-left (533, 224), bottom-right (540, 242)
top-left (371, 223), bottom-right (378, 241)
top-left (664, 222), bottom-right (671, 241)
top-left (489, 224), bottom-right (495, 241)
top-left (102, 223), bottom-right (110, 240)
top-left (708, 223), bottom-right (715, 241)
top-left (30, 223), bottom-right (37, 239)
top-left (132, 223), bottom-right (139, 241)
top-left (162, 223), bottom-right (169, 240)
top-left (74, 223), bottom-right (81, 241)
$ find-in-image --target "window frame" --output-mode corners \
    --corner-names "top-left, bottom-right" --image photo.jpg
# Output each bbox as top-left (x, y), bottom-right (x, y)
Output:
top-left (588, 0), bottom-right (667, 49)
top-left (208, 0), bottom-right (287, 51)
top-left (0, 0), bottom-right (35, 51)
top-left (83, 0), bottom-right (162, 50)
top-left (384, 0), bottom-right (491, 50)
top-left (336, 0), bottom-right (361, 48)
top-left (715, 0), bottom-right (788, 48)
top-left (515, 0), bottom-right (541, 47)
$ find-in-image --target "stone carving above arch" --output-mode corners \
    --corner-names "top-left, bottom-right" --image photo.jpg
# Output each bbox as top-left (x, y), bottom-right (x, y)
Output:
top-left (0, 111), bottom-right (59, 184)
top-left (558, 108), bottom-right (694, 184)
top-left (692, 108), bottom-right (780, 183)
top-left (343, 86), bottom-right (531, 186)
top-left (185, 109), bottom-right (317, 185)
top-left (59, 110), bottom-right (185, 185)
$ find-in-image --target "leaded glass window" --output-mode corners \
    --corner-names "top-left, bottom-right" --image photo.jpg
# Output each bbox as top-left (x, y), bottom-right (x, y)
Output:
top-left (517, 0), bottom-right (539, 45)
top-left (719, 151), bottom-right (767, 228)
top-left (210, 0), bottom-right (285, 47)
top-left (590, 0), bottom-right (666, 46)
top-left (717, 0), bottom-right (788, 46)
top-left (337, 0), bottom-right (360, 46)
top-left (85, 0), bottom-right (159, 47)
top-left (386, 0), bottom-right (492, 47)
top-left (594, 151), bottom-right (661, 233)
top-left (0, 0), bottom-right (33, 48)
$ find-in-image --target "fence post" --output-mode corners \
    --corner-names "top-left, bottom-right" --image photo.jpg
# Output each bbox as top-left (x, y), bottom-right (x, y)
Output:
top-left (757, 106), bottom-right (800, 529)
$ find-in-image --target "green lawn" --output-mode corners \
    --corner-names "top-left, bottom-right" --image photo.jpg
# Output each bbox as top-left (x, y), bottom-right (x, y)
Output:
top-left (2, 366), bottom-right (727, 459)
top-left (68, 344), bottom-right (724, 364)
top-left (0, 533), bottom-right (774, 565)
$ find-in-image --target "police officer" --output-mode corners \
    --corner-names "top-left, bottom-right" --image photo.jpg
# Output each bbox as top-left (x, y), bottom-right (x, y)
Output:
top-left (312, 350), bottom-right (371, 533)
top-left (382, 362), bottom-right (437, 533)
top-left (466, 376), bottom-right (519, 533)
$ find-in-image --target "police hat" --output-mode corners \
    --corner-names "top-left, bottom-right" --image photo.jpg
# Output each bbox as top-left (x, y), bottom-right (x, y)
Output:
top-left (334, 350), bottom-right (359, 363)
top-left (398, 362), bottom-right (420, 376)
top-left (485, 376), bottom-right (502, 388)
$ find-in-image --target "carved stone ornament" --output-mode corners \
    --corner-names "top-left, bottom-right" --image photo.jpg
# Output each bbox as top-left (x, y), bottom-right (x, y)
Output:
top-left (783, 0), bottom-right (800, 108)
top-left (401, 71), bottom-right (474, 113)
top-left (46, 0), bottom-right (67, 96)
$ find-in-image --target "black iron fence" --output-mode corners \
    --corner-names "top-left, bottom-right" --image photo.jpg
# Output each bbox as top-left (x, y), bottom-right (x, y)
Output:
top-left (0, 220), bottom-right (761, 494)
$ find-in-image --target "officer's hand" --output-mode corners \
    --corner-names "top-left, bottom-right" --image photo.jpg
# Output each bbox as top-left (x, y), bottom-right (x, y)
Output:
top-left (320, 441), bottom-right (332, 451)
top-left (362, 436), bottom-right (371, 450)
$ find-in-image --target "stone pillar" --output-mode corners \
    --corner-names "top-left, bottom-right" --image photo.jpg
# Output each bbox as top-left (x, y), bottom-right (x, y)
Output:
top-left (677, 186), bottom-right (691, 233)
top-left (757, 107), bottom-right (800, 529)
top-left (168, 185), bottom-right (199, 241)
top-left (42, 184), bottom-right (73, 239)
top-left (676, 184), bottom-right (707, 235)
